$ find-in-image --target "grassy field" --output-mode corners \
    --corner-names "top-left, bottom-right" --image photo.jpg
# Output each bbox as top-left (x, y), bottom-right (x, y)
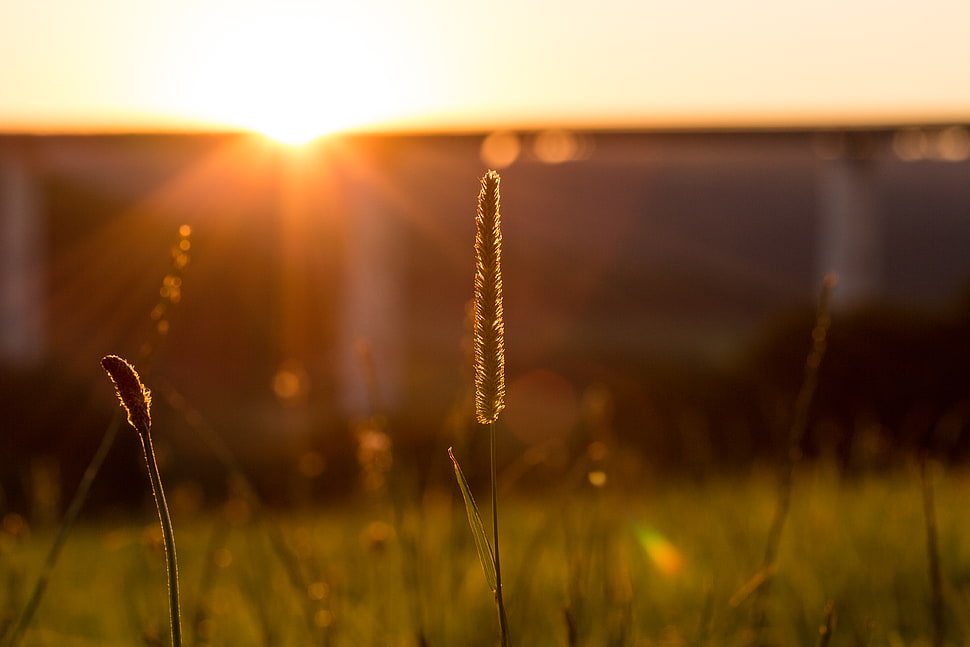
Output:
top-left (2, 460), bottom-right (967, 647)
top-left (4, 172), bottom-right (965, 647)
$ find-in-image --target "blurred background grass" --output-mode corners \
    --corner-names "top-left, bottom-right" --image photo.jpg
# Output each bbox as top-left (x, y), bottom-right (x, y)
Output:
top-left (3, 463), bottom-right (968, 645)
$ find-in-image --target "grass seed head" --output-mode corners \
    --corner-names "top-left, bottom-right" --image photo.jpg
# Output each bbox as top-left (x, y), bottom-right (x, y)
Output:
top-left (101, 354), bottom-right (152, 435)
top-left (473, 170), bottom-right (506, 425)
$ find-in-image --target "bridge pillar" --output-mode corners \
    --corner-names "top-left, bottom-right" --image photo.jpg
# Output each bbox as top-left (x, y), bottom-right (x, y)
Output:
top-left (0, 139), bottom-right (45, 366)
top-left (336, 156), bottom-right (404, 418)
top-left (816, 133), bottom-right (883, 308)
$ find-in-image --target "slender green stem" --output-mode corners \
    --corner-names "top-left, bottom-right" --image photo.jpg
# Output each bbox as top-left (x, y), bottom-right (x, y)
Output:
top-left (490, 421), bottom-right (511, 647)
top-left (139, 430), bottom-right (182, 647)
top-left (1, 417), bottom-right (123, 647)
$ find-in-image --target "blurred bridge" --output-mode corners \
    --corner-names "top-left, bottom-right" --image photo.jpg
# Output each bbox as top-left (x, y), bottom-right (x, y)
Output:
top-left (1, 127), bottom-right (969, 420)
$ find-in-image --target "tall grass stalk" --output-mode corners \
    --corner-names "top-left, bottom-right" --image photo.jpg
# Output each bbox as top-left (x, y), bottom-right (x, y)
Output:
top-left (101, 355), bottom-right (182, 647)
top-left (451, 170), bottom-right (511, 647)
top-left (489, 420), bottom-right (511, 646)
top-left (476, 171), bottom-right (510, 647)
top-left (748, 273), bottom-right (835, 645)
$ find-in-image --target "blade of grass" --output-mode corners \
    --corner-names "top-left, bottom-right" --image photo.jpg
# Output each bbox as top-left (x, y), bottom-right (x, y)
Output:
top-left (448, 447), bottom-right (497, 592)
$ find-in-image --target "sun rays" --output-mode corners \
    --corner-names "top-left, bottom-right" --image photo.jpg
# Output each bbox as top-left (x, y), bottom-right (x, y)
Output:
top-left (168, 4), bottom-right (425, 144)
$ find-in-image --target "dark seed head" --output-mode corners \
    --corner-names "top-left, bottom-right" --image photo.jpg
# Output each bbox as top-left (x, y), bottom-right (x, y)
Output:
top-left (101, 355), bottom-right (152, 435)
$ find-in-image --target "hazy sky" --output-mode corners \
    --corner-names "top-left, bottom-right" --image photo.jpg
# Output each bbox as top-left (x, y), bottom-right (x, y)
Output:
top-left (1, 0), bottom-right (968, 140)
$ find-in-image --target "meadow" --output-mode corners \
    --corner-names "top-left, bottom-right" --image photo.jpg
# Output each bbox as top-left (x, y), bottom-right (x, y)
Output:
top-left (2, 169), bottom-right (968, 647)
top-left (1, 461), bottom-right (967, 646)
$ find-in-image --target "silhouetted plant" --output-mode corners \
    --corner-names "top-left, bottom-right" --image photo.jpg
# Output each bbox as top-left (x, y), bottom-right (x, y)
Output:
top-left (101, 355), bottom-right (182, 647)
top-left (451, 170), bottom-right (511, 647)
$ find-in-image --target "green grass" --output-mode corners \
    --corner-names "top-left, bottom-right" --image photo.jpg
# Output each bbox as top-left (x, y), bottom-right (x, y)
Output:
top-left (1, 189), bottom-right (958, 647)
top-left (3, 462), bottom-right (968, 646)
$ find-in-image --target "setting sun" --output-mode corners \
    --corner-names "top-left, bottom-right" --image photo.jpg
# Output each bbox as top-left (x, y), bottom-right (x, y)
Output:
top-left (1, 0), bottom-right (969, 134)
top-left (163, 3), bottom-right (427, 142)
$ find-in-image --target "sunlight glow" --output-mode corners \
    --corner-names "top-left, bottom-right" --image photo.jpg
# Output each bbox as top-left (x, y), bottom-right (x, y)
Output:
top-left (3, 1), bottom-right (970, 133)
top-left (172, 5), bottom-right (423, 143)
top-left (3, 0), bottom-right (970, 134)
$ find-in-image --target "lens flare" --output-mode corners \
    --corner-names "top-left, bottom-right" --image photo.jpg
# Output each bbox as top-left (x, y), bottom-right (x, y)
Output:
top-left (632, 522), bottom-right (684, 577)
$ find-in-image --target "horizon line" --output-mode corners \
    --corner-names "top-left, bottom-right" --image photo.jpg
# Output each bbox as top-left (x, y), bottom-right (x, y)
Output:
top-left (2, 117), bottom-right (969, 140)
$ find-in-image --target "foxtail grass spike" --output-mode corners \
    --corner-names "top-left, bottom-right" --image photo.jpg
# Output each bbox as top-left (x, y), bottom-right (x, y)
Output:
top-left (474, 170), bottom-right (506, 425)
top-left (101, 355), bottom-right (152, 435)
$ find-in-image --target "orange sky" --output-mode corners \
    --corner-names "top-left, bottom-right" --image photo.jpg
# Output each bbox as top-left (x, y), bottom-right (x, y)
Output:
top-left (1, 0), bottom-right (968, 140)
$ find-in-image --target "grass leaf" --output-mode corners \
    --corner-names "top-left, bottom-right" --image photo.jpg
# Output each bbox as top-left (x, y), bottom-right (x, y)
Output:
top-left (448, 447), bottom-right (497, 592)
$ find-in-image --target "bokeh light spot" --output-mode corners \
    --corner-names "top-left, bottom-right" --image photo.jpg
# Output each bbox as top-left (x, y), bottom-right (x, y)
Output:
top-left (633, 523), bottom-right (684, 577)
top-left (273, 362), bottom-right (309, 405)
top-left (480, 131), bottom-right (521, 168)
top-left (587, 470), bottom-right (608, 487)
top-left (308, 581), bottom-right (329, 600)
top-left (937, 125), bottom-right (970, 161)
top-left (893, 126), bottom-right (970, 162)
top-left (893, 127), bottom-right (926, 161)
top-left (534, 129), bottom-right (581, 164)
